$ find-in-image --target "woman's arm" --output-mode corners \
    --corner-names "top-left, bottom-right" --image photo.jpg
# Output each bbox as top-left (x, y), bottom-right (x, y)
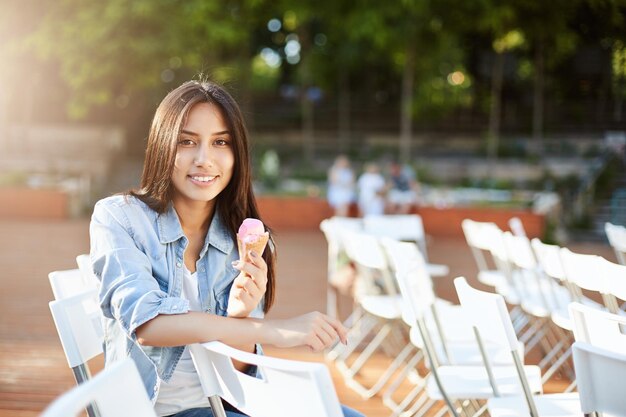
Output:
top-left (136, 310), bottom-right (347, 352)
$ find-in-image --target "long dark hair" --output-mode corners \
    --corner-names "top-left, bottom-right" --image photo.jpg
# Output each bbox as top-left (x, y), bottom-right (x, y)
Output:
top-left (130, 80), bottom-right (276, 312)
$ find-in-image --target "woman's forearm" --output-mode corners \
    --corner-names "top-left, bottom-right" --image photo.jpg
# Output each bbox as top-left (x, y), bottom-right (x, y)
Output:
top-left (135, 311), bottom-right (268, 347)
top-left (136, 310), bottom-right (347, 354)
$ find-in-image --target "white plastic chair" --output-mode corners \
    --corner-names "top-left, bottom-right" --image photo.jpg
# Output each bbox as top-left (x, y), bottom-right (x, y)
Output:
top-left (461, 219), bottom-right (510, 289)
top-left (331, 230), bottom-right (407, 399)
top-left (572, 342), bottom-right (626, 417)
top-left (568, 302), bottom-right (626, 351)
top-left (48, 268), bottom-right (97, 300)
top-left (49, 289), bottom-right (104, 417)
top-left (320, 217), bottom-right (363, 318)
top-left (508, 217), bottom-right (527, 237)
top-left (363, 214), bottom-right (449, 277)
top-left (501, 232), bottom-right (574, 382)
top-left (76, 254), bottom-right (100, 288)
top-left (381, 239), bottom-right (521, 417)
top-left (189, 341), bottom-right (344, 417)
top-left (559, 248), bottom-right (614, 309)
top-left (453, 278), bottom-right (581, 417)
top-left (605, 222), bottom-right (626, 265)
top-left (599, 256), bottom-right (626, 315)
top-left (40, 358), bottom-right (156, 417)
top-left (49, 282), bottom-right (227, 417)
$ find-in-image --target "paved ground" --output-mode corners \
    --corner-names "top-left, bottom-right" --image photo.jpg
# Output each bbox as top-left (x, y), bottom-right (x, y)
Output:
top-left (0, 218), bottom-right (617, 416)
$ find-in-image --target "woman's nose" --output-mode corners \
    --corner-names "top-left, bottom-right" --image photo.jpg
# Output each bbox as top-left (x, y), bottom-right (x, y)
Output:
top-left (193, 144), bottom-right (213, 167)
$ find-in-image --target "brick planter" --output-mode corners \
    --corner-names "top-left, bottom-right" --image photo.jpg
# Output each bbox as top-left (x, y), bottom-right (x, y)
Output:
top-left (417, 206), bottom-right (545, 238)
top-left (0, 187), bottom-right (69, 220)
top-left (257, 196), bottom-right (333, 231)
top-left (257, 196), bottom-right (545, 238)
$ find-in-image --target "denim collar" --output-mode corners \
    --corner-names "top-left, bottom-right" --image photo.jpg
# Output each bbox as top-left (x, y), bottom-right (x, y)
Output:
top-left (157, 203), bottom-right (234, 254)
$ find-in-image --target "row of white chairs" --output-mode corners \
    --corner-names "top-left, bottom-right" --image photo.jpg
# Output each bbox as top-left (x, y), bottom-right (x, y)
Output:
top-left (463, 218), bottom-right (626, 388)
top-left (44, 257), bottom-right (346, 417)
top-left (382, 236), bottom-right (626, 417)
top-left (321, 215), bottom-right (459, 405)
top-left (321, 214), bottom-right (626, 416)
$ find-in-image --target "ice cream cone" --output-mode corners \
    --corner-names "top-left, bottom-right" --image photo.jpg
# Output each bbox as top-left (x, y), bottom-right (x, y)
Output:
top-left (237, 232), bottom-right (269, 262)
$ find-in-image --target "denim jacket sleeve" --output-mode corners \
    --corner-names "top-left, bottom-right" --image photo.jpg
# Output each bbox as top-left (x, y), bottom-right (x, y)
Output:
top-left (89, 199), bottom-right (189, 340)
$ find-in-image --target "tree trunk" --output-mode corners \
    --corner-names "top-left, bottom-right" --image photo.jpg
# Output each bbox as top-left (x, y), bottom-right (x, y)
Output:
top-left (400, 40), bottom-right (416, 165)
top-left (300, 30), bottom-right (314, 164)
top-left (532, 40), bottom-right (544, 153)
top-left (337, 66), bottom-right (350, 153)
top-left (614, 44), bottom-right (625, 122)
top-left (487, 51), bottom-right (504, 174)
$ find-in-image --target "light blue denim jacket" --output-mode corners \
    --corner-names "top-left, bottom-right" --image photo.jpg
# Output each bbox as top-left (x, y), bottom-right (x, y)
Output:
top-left (89, 194), bottom-right (264, 402)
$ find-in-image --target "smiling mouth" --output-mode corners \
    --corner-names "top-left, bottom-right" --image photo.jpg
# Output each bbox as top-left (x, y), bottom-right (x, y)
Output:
top-left (189, 175), bottom-right (217, 183)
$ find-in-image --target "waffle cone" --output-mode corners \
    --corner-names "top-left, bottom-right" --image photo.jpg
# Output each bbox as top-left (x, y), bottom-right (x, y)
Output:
top-left (237, 232), bottom-right (269, 262)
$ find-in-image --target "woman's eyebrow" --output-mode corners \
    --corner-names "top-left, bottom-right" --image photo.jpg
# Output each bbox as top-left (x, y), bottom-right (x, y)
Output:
top-left (180, 129), bottom-right (231, 136)
top-left (180, 129), bottom-right (199, 136)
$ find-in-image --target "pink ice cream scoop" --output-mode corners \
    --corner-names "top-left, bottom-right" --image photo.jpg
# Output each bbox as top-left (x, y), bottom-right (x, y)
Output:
top-left (237, 218), bottom-right (269, 260)
top-left (237, 218), bottom-right (265, 243)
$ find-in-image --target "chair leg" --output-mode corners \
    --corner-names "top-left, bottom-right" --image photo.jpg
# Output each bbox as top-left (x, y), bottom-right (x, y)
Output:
top-left (329, 310), bottom-right (376, 362)
top-left (383, 349), bottom-right (424, 412)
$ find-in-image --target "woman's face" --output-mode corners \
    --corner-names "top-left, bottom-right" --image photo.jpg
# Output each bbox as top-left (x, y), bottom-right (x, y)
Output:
top-left (171, 102), bottom-right (235, 210)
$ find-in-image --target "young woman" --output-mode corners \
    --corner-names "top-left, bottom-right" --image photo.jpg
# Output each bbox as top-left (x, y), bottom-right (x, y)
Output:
top-left (327, 154), bottom-right (356, 217)
top-left (90, 80), bottom-right (364, 417)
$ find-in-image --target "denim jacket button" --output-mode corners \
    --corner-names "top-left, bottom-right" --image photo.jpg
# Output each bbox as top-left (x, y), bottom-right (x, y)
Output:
top-left (176, 261), bottom-right (182, 268)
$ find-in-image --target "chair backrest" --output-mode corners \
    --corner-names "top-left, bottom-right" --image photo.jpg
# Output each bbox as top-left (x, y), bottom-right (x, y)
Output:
top-left (319, 217), bottom-right (363, 276)
top-left (605, 222), bottom-right (626, 265)
top-left (189, 341), bottom-right (344, 417)
top-left (454, 277), bottom-right (517, 353)
top-left (502, 232), bottom-right (537, 271)
top-left (568, 302), bottom-right (626, 352)
top-left (600, 256), bottom-right (626, 313)
top-left (41, 358), bottom-right (156, 417)
top-left (363, 214), bottom-right (428, 260)
top-left (380, 238), bottom-right (437, 322)
top-left (508, 217), bottom-right (527, 237)
top-left (530, 238), bottom-right (566, 282)
top-left (559, 248), bottom-right (609, 303)
top-left (76, 254), bottom-right (100, 286)
top-left (453, 277), bottom-right (536, 413)
top-left (461, 219), bottom-right (508, 272)
top-left (49, 289), bottom-right (104, 369)
top-left (572, 341), bottom-right (626, 416)
top-left (49, 268), bottom-right (98, 300)
top-left (320, 217), bottom-right (363, 248)
top-left (342, 230), bottom-right (396, 295)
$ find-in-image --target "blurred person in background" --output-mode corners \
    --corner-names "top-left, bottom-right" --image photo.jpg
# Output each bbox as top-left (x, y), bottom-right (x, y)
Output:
top-left (89, 80), bottom-right (363, 417)
top-left (357, 162), bottom-right (386, 216)
top-left (386, 161), bottom-right (420, 214)
top-left (327, 154), bottom-right (356, 217)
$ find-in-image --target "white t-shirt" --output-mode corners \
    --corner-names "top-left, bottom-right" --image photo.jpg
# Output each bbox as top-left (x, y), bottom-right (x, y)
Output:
top-left (154, 266), bottom-right (210, 416)
top-left (357, 172), bottom-right (386, 215)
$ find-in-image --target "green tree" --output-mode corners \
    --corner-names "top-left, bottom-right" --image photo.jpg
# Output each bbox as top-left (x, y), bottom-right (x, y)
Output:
top-left (27, 0), bottom-right (269, 119)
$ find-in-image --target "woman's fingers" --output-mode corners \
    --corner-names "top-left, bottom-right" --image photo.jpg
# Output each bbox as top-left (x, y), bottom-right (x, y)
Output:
top-left (232, 256), bottom-right (268, 291)
top-left (327, 316), bottom-right (349, 345)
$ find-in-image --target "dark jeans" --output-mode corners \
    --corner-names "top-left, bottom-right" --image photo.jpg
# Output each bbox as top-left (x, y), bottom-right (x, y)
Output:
top-left (168, 403), bottom-right (365, 417)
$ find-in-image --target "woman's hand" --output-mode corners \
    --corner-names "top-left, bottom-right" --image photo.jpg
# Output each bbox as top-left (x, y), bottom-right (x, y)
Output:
top-left (227, 250), bottom-right (268, 318)
top-left (267, 312), bottom-right (348, 352)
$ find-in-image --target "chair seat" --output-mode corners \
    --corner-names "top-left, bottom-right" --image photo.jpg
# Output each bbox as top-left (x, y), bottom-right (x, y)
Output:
top-left (488, 393), bottom-right (581, 417)
top-left (426, 364), bottom-right (542, 400)
top-left (551, 297), bottom-right (606, 331)
top-left (409, 327), bottom-right (521, 366)
top-left (360, 294), bottom-right (403, 320)
top-left (520, 284), bottom-right (571, 318)
top-left (425, 303), bottom-right (477, 342)
top-left (427, 263), bottom-right (449, 278)
top-left (478, 269), bottom-right (507, 288)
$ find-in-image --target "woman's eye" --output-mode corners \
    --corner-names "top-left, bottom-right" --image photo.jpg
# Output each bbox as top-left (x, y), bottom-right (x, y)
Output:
top-left (214, 138), bottom-right (230, 146)
top-left (178, 138), bottom-right (195, 146)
